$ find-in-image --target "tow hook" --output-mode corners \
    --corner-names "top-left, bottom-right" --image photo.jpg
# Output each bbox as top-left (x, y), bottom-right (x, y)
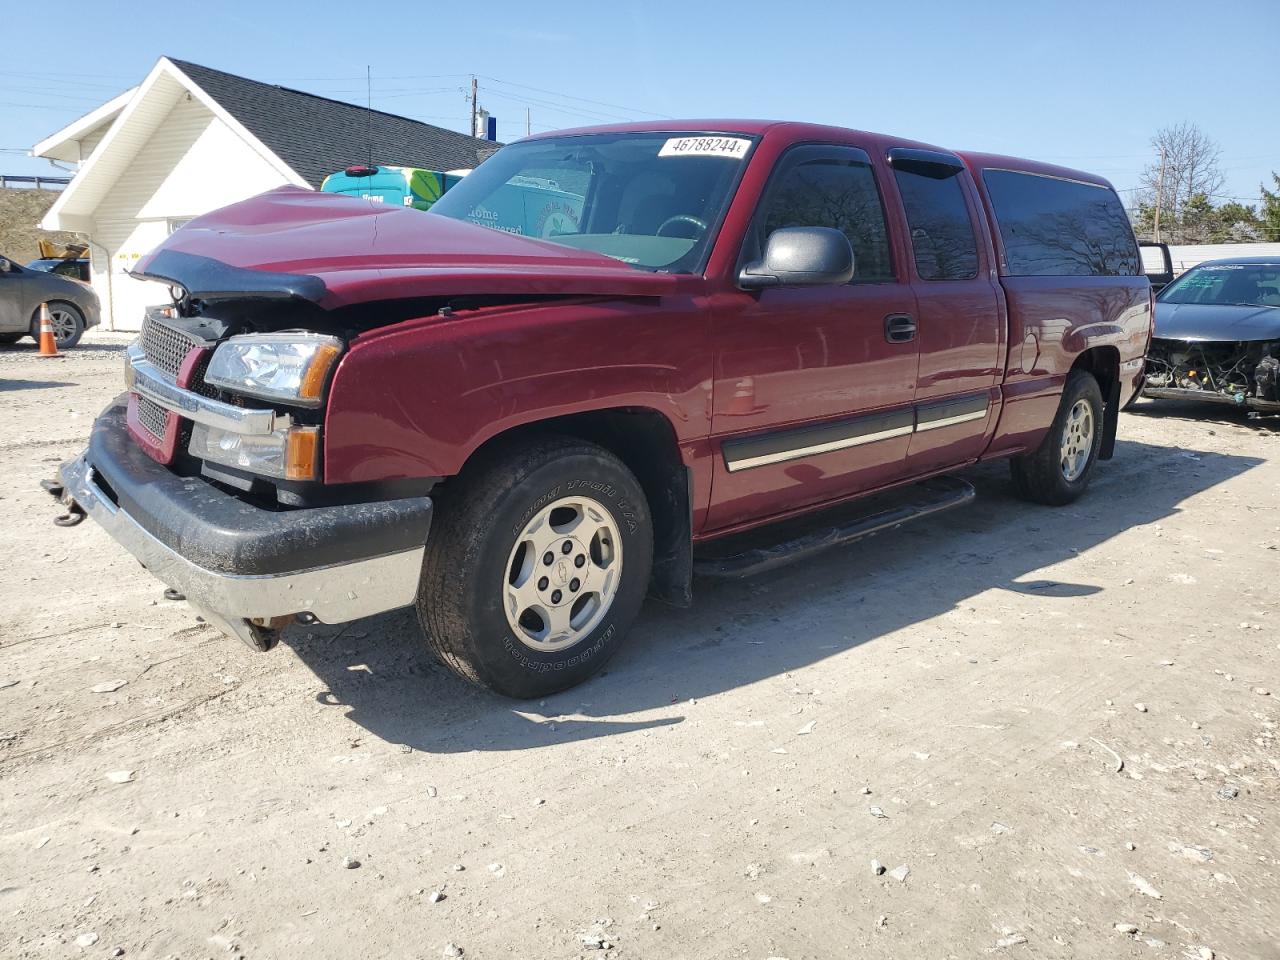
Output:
top-left (40, 477), bottom-right (86, 527)
top-left (189, 603), bottom-right (286, 653)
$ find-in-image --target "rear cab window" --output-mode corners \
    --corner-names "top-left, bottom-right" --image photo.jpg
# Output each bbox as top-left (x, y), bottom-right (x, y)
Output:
top-left (982, 169), bottom-right (1139, 277)
top-left (889, 150), bottom-right (980, 281)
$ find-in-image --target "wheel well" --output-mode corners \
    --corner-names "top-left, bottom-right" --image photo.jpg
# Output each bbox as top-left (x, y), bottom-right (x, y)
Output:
top-left (460, 409), bottom-right (693, 607)
top-left (1071, 346), bottom-right (1121, 460)
top-left (29, 300), bottom-right (83, 325)
top-left (1071, 346), bottom-right (1119, 397)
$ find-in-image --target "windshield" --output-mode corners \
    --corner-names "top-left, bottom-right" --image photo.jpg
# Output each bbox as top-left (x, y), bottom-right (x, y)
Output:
top-left (428, 132), bottom-right (756, 272)
top-left (1159, 262), bottom-right (1280, 308)
top-left (25, 260), bottom-right (56, 272)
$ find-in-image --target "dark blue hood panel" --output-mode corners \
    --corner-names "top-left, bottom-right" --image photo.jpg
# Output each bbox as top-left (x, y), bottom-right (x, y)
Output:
top-left (1154, 302), bottom-right (1280, 342)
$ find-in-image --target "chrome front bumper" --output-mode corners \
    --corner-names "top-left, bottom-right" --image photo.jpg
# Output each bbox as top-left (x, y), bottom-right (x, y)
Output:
top-left (60, 414), bottom-right (431, 650)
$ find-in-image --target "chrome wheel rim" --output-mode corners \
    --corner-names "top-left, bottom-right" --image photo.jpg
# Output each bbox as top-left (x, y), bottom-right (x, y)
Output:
top-left (503, 495), bottom-right (623, 653)
top-left (50, 309), bottom-right (77, 344)
top-left (1060, 399), bottom-right (1095, 482)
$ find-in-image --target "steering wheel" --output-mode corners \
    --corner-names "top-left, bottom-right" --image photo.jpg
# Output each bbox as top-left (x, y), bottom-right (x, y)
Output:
top-left (655, 214), bottom-right (708, 239)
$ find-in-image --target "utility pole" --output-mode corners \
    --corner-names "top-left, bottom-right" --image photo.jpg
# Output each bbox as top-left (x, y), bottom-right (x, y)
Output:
top-left (526, 107), bottom-right (531, 137)
top-left (470, 77), bottom-right (478, 139)
top-left (1152, 145), bottom-right (1167, 243)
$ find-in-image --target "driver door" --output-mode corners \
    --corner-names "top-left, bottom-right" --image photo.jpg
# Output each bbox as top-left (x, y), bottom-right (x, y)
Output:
top-left (706, 143), bottom-right (920, 531)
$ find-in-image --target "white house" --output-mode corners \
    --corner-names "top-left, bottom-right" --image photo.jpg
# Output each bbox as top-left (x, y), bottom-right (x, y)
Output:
top-left (35, 57), bottom-right (495, 330)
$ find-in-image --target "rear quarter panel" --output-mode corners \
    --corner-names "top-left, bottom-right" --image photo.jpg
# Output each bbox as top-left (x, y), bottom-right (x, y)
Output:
top-left (962, 153), bottom-right (1152, 455)
top-left (988, 276), bottom-right (1149, 453)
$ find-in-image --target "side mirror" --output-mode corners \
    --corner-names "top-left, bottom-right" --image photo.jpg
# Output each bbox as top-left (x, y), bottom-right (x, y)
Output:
top-left (739, 226), bottom-right (854, 289)
top-left (1139, 241), bottom-right (1174, 292)
top-left (0, 257), bottom-right (10, 274)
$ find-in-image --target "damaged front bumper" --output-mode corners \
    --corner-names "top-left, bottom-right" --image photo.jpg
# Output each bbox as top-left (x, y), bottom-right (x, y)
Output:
top-left (1141, 386), bottom-right (1280, 413)
top-left (1143, 338), bottom-right (1280, 413)
top-left (60, 400), bottom-right (432, 650)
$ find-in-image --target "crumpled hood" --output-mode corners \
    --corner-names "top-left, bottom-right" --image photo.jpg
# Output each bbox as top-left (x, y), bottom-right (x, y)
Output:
top-left (133, 186), bottom-right (678, 308)
top-left (1154, 301), bottom-right (1280, 343)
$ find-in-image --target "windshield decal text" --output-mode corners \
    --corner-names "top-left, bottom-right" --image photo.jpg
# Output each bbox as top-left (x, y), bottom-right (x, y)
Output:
top-left (658, 136), bottom-right (752, 160)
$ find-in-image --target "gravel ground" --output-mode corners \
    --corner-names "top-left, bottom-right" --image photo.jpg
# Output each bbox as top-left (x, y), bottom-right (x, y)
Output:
top-left (1, 332), bottom-right (1278, 959)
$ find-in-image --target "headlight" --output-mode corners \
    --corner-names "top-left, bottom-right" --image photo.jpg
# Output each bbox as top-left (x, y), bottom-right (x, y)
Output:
top-left (205, 333), bottom-right (342, 407)
top-left (189, 421), bottom-right (320, 481)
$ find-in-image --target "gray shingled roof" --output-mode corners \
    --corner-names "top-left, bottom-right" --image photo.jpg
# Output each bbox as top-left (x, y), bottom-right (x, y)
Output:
top-left (168, 59), bottom-right (499, 188)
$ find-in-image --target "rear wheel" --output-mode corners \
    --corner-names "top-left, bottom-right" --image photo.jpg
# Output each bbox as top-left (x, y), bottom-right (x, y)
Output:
top-left (417, 436), bottom-right (653, 698)
top-left (30, 302), bottom-right (85, 349)
top-left (1010, 369), bottom-right (1104, 506)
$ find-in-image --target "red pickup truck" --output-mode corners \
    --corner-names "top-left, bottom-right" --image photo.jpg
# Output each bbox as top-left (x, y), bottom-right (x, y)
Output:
top-left (58, 121), bottom-right (1151, 698)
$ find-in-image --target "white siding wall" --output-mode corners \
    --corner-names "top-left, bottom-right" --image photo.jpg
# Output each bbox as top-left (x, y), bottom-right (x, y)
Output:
top-left (87, 95), bottom-right (294, 330)
top-left (1167, 243), bottom-right (1280, 274)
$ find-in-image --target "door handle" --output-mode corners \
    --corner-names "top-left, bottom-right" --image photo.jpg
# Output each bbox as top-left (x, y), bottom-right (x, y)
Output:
top-left (885, 313), bottom-right (916, 343)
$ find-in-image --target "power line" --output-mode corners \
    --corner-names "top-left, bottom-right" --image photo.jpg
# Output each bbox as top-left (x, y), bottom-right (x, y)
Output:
top-left (264, 72), bottom-right (469, 83)
top-left (372, 87), bottom-right (465, 100)
top-left (2, 86), bottom-right (114, 103)
top-left (266, 70), bottom-right (668, 119)
top-left (0, 101), bottom-right (87, 112)
top-left (477, 74), bottom-right (671, 119)
top-left (0, 68), bottom-right (133, 80)
top-left (480, 89), bottom-right (627, 125)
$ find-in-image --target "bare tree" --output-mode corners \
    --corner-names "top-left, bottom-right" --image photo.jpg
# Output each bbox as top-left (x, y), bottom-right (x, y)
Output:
top-left (1136, 123), bottom-right (1225, 242)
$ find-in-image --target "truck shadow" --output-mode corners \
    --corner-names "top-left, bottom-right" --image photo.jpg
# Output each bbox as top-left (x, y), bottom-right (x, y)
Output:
top-left (285, 438), bottom-right (1261, 754)
top-left (1126, 397), bottom-right (1280, 429)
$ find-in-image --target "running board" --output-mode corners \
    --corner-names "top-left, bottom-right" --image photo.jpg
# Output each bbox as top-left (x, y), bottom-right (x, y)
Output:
top-left (693, 475), bottom-right (975, 579)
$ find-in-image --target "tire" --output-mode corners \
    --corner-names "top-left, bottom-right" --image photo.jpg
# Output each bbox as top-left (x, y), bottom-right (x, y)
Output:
top-left (417, 435), bottom-right (654, 698)
top-left (30, 302), bottom-right (85, 349)
top-left (0, 333), bottom-right (23, 344)
top-left (1010, 369), bottom-right (1104, 506)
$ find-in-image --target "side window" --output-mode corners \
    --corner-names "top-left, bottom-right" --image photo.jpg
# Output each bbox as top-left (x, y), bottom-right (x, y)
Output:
top-left (893, 166), bottom-right (978, 280)
top-left (758, 147), bottom-right (894, 283)
top-left (984, 170), bottom-right (1140, 277)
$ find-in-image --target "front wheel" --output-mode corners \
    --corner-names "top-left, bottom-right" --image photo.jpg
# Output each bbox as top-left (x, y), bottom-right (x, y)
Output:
top-left (417, 436), bottom-right (653, 698)
top-left (1010, 370), bottom-right (1104, 506)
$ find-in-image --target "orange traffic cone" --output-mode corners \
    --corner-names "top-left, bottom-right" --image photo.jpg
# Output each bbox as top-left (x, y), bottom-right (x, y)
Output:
top-left (37, 303), bottom-right (61, 358)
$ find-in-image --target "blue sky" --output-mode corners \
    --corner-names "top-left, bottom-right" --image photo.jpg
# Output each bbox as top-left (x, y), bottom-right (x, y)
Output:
top-left (2, 0), bottom-right (1276, 206)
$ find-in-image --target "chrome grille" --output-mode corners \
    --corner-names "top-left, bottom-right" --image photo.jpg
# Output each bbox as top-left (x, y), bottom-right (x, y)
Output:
top-left (136, 395), bottom-right (169, 440)
top-left (140, 315), bottom-right (200, 378)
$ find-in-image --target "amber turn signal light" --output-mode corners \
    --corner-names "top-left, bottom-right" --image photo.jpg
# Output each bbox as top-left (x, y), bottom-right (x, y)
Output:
top-left (298, 343), bottom-right (341, 404)
top-left (285, 426), bottom-right (320, 480)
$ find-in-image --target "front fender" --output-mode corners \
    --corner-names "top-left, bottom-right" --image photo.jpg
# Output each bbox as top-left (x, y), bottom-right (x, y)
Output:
top-left (323, 298), bottom-right (713, 484)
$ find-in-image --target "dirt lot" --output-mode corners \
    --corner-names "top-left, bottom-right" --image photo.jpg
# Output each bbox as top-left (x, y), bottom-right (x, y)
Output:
top-left (2, 333), bottom-right (1278, 960)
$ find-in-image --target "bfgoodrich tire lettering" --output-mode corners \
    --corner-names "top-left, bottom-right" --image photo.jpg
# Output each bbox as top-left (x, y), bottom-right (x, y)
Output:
top-left (417, 436), bottom-right (653, 698)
